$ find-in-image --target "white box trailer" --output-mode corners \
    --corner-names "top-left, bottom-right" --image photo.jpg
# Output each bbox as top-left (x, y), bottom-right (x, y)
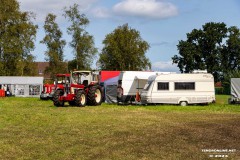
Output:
top-left (140, 73), bottom-right (215, 106)
top-left (117, 71), bottom-right (174, 104)
top-left (229, 78), bottom-right (240, 104)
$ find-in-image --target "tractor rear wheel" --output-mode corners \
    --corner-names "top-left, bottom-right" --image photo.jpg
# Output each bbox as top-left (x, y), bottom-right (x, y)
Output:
top-left (75, 90), bottom-right (86, 107)
top-left (53, 90), bottom-right (64, 107)
top-left (87, 85), bottom-right (102, 106)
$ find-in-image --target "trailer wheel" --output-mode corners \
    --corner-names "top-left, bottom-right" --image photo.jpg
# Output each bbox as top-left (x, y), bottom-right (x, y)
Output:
top-left (87, 85), bottom-right (102, 106)
top-left (179, 101), bottom-right (187, 106)
top-left (53, 90), bottom-right (64, 107)
top-left (75, 90), bottom-right (86, 107)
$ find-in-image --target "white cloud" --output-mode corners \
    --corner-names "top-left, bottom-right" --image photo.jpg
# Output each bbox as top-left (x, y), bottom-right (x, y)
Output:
top-left (91, 7), bottom-right (111, 18)
top-left (113, 0), bottom-right (178, 19)
top-left (18, 0), bottom-right (98, 22)
top-left (152, 61), bottom-right (179, 72)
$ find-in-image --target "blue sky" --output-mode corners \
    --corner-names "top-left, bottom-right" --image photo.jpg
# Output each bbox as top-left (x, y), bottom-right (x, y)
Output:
top-left (19, 0), bottom-right (240, 72)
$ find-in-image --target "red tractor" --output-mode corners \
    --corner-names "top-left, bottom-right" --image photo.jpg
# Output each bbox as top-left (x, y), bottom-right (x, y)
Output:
top-left (52, 71), bottom-right (103, 107)
top-left (40, 74), bottom-right (70, 100)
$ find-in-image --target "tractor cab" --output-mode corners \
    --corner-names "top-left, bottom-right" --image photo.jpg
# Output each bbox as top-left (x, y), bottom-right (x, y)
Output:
top-left (40, 73), bottom-right (70, 100)
top-left (71, 71), bottom-right (99, 86)
top-left (55, 74), bottom-right (71, 88)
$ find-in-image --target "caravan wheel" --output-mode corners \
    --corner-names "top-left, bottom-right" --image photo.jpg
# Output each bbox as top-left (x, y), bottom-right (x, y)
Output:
top-left (179, 101), bottom-right (188, 106)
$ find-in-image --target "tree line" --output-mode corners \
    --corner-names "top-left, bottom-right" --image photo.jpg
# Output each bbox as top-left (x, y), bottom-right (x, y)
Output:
top-left (0, 0), bottom-right (150, 79)
top-left (172, 22), bottom-right (240, 83)
top-left (1, 0), bottom-right (240, 84)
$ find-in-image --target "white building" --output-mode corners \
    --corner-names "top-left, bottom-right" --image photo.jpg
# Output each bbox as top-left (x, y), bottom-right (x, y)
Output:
top-left (0, 76), bottom-right (43, 97)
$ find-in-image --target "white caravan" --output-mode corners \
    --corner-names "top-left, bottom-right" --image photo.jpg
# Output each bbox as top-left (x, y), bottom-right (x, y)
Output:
top-left (117, 71), bottom-right (174, 104)
top-left (141, 73), bottom-right (215, 106)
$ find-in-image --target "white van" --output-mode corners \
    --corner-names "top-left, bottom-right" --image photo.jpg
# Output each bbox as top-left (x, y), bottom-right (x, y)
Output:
top-left (117, 71), bottom-right (174, 104)
top-left (141, 73), bottom-right (215, 106)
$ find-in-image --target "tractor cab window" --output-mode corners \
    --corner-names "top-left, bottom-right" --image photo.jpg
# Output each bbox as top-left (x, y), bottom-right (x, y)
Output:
top-left (56, 76), bottom-right (70, 84)
top-left (92, 74), bottom-right (99, 82)
top-left (72, 73), bottom-right (81, 84)
top-left (56, 76), bottom-right (65, 84)
top-left (72, 72), bottom-right (90, 85)
top-left (65, 77), bottom-right (70, 84)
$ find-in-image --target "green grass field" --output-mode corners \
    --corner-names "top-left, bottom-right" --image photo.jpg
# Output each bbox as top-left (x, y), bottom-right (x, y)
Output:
top-left (0, 95), bottom-right (239, 160)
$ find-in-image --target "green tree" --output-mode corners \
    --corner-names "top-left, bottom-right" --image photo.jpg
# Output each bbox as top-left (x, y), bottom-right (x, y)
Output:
top-left (221, 26), bottom-right (240, 73)
top-left (172, 22), bottom-right (232, 81)
top-left (99, 24), bottom-right (151, 71)
top-left (23, 55), bottom-right (37, 76)
top-left (41, 13), bottom-right (67, 78)
top-left (63, 4), bottom-right (97, 70)
top-left (0, 0), bottom-right (37, 76)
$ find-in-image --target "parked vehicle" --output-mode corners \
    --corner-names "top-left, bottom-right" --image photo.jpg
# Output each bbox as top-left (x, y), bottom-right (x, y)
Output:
top-left (40, 74), bottom-right (71, 100)
top-left (228, 78), bottom-right (240, 104)
top-left (117, 71), bottom-right (172, 104)
top-left (141, 72), bottom-right (215, 106)
top-left (52, 71), bottom-right (103, 107)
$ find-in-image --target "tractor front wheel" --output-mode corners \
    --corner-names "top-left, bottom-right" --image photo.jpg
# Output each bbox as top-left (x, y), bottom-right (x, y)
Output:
top-left (87, 85), bottom-right (102, 106)
top-left (53, 90), bottom-right (64, 107)
top-left (75, 90), bottom-right (86, 107)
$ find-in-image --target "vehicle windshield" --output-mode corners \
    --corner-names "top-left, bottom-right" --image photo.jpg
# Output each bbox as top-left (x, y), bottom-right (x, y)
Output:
top-left (72, 72), bottom-right (90, 84)
top-left (56, 76), bottom-right (69, 84)
top-left (143, 80), bottom-right (153, 91)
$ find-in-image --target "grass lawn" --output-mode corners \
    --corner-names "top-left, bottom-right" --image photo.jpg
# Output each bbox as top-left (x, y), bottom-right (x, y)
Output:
top-left (0, 95), bottom-right (239, 160)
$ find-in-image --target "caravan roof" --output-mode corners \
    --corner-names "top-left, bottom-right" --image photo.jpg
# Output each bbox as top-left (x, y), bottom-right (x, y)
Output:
top-left (119, 71), bottom-right (174, 80)
top-left (150, 73), bottom-right (214, 81)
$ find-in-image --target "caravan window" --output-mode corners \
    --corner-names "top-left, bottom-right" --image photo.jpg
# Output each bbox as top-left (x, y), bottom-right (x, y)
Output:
top-left (175, 82), bottom-right (195, 90)
top-left (157, 82), bottom-right (169, 90)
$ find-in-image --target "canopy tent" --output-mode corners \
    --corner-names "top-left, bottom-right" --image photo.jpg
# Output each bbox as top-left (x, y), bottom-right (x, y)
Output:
top-left (0, 76), bottom-right (43, 97)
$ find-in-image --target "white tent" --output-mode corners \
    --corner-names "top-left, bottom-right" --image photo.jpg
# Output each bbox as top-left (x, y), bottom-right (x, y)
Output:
top-left (0, 76), bottom-right (43, 97)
